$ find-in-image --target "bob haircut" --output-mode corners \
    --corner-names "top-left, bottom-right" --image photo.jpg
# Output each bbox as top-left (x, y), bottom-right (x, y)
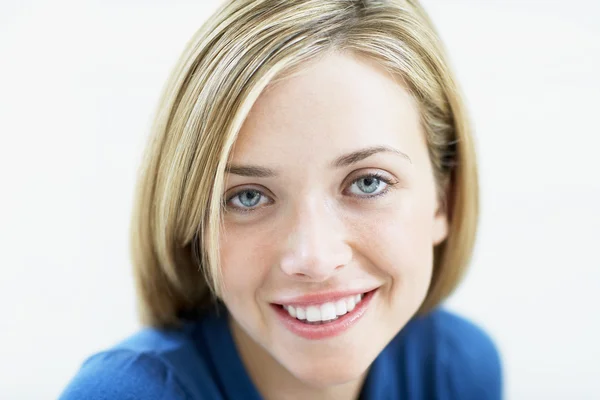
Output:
top-left (130, 0), bottom-right (478, 328)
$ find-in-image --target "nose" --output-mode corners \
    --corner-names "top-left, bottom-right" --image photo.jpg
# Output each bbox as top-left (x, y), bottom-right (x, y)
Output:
top-left (278, 197), bottom-right (352, 282)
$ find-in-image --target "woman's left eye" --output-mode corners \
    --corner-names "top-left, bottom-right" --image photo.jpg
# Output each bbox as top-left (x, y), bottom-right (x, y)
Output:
top-left (346, 173), bottom-right (396, 198)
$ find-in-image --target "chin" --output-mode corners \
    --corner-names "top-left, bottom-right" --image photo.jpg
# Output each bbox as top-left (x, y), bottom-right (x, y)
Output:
top-left (281, 350), bottom-right (374, 388)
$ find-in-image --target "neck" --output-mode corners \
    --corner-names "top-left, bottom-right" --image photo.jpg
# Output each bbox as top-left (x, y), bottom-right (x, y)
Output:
top-left (229, 316), bottom-right (367, 400)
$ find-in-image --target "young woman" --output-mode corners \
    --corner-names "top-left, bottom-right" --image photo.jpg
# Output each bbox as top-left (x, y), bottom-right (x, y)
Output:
top-left (60, 0), bottom-right (502, 398)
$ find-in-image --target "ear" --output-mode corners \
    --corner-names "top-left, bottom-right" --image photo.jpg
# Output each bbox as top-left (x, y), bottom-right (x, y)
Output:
top-left (432, 196), bottom-right (449, 246)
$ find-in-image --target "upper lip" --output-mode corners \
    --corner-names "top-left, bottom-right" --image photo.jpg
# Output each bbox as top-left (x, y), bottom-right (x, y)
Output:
top-left (273, 287), bottom-right (378, 307)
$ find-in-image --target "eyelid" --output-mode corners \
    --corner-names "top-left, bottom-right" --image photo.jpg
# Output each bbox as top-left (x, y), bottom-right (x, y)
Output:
top-left (225, 184), bottom-right (275, 201)
top-left (345, 170), bottom-right (397, 187)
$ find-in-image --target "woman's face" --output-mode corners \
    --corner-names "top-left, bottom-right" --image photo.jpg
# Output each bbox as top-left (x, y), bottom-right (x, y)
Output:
top-left (218, 51), bottom-right (448, 387)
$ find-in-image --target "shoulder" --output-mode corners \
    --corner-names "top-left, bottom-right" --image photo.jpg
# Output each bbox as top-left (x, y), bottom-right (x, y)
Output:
top-left (421, 309), bottom-right (501, 359)
top-left (59, 325), bottom-right (214, 400)
top-left (401, 309), bottom-right (503, 399)
top-left (58, 348), bottom-right (189, 400)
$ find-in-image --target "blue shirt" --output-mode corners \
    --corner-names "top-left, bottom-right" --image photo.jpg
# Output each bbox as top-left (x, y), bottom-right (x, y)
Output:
top-left (59, 308), bottom-right (502, 399)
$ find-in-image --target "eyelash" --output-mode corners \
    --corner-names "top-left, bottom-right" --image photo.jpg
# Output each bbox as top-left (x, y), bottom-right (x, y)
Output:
top-left (223, 172), bottom-right (398, 214)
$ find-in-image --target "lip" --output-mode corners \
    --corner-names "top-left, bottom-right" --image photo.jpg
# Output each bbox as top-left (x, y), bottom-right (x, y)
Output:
top-left (271, 288), bottom-right (378, 340)
top-left (273, 287), bottom-right (379, 307)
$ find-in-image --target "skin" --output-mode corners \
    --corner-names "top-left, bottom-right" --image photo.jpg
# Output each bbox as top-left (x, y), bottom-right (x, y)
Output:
top-left (216, 50), bottom-right (449, 400)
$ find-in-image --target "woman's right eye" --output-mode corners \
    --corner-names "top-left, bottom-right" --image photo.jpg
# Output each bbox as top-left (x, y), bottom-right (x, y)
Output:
top-left (225, 189), bottom-right (271, 212)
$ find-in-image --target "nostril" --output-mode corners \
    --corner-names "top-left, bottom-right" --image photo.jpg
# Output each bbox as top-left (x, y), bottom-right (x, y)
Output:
top-left (292, 272), bottom-right (315, 281)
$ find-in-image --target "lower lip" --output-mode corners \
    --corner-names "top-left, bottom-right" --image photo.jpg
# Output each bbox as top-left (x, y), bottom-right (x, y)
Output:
top-left (271, 289), bottom-right (377, 340)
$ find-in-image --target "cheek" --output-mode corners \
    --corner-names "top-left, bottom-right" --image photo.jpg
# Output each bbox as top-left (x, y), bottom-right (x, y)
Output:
top-left (218, 225), bottom-right (275, 304)
top-left (354, 194), bottom-right (436, 295)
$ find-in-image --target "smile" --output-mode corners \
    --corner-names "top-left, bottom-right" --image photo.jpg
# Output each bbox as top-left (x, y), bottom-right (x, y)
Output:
top-left (271, 289), bottom-right (377, 340)
top-left (281, 293), bottom-right (364, 324)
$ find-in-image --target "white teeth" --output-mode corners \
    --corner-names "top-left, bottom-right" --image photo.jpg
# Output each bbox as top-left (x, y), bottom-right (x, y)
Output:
top-left (287, 305), bottom-right (296, 318)
top-left (334, 299), bottom-right (347, 316)
top-left (346, 297), bottom-right (356, 312)
top-left (296, 307), bottom-right (306, 320)
top-left (320, 303), bottom-right (337, 321)
top-left (306, 306), bottom-right (321, 322)
top-left (283, 293), bottom-right (365, 323)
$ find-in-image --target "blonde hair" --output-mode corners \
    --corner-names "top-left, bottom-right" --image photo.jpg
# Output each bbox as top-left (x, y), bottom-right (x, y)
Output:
top-left (130, 0), bottom-right (478, 327)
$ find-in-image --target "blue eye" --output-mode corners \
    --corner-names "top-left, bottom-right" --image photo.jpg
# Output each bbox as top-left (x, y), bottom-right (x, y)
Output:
top-left (353, 175), bottom-right (384, 194)
top-left (224, 172), bottom-right (397, 213)
top-left (229, 190), bottom-right (265, 210)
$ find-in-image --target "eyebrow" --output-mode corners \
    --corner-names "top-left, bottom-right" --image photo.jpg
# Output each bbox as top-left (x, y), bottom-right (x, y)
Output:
top-left (225, 145), bottom-right (411, 178)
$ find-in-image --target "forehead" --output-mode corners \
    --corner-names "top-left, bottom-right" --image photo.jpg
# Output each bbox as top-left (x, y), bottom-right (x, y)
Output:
top-left (231, 52), bottom-right (423, 164)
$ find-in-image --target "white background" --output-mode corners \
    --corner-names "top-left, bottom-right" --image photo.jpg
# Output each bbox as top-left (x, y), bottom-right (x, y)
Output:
top-left (1, 0), bottom-right (599, 398)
